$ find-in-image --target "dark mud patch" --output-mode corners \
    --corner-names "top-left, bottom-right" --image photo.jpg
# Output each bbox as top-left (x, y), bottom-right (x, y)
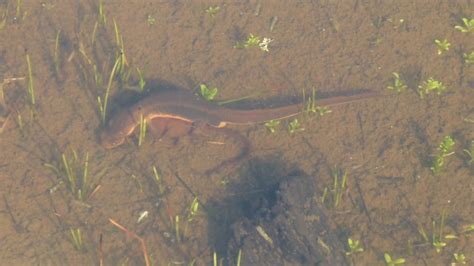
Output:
top-left (205, 157), bottom-right (346, 265)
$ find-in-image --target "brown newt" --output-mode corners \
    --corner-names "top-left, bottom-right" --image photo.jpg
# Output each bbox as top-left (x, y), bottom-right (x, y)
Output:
top-left (100, 89), bottom-right (379, 148)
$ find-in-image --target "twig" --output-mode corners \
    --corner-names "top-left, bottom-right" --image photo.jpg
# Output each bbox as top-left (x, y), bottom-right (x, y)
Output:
top-left (108, 218), bottom-right (150, 266)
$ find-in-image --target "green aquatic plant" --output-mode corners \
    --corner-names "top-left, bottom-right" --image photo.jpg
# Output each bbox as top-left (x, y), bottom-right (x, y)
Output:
top-left (439, 135), bottom-right (455, 154)
top-left (244, 34), bottom-right (261, 48)
top-left (264, 119), bottom-right (280, 133)
top-left (236, 249), bottom-right (242, 266)
top-left (431, 210), bottom-right (460, 253)
top-left (45, 151), bottom-right (96, 201)
top-left (431, 136), bottom-right (455, 175)
top-left (25, 54), bottom-right (35, 105)
top-left (418, 77), bottom-right (446, 98)
top-left (98, 0), bottom-right (106, 24)
top-left (138, 113), bottom-right (147, 147)
top-left (97, 56), bottom-right (121, 123)
top-left (183, 197), bottom-right (200, 239)
top-left (15, 0), bottom-right (26, 20)
top-left (304, 87), bottom-right (332, 115)
top-left (434, 39), bottom-right (450, 55)
top-left (113, 19), bottom-right (129, 81)
top-left (455, 17), bottom-right (474, 33)
top-left (288, 118), bottom-right (304, 134)
top-left (321, 166), bottom-right (348, 209)
top-left (234, 33), bottom-right (272, 52)
top-left (70, 228), bottom-right (85, 252)
top-left (384, 253), bottom-right (405, 266)
top-left (453, 253), bottom-right (467, 265)
top-left (462, 224), bottom-right (474, 233)
top-left (205, 6), bottom-right (220, 17)
top-left (0, 6), bottom-right (7, 30)
top-left (315, 106), bottom-right (332, 116)
top-left (152, 166), bottom-right (165, 194)
top-left (136, 67), bottom-right (146, 91)
top-left (463, 51), bottom-right (474, 65)
top-left (175, 215), bottom-right (181, 243)
top-left (345, 238), bottom-right (364, 256)
top-left (199, 84), bottom-right (218, 101)
top-left (387, 72), bottom-right (407, 93)
top-left (256, 225), bottom-right (273, 245)
top-left (146, 14), bottom-right (155, 25)
top-left (53, 30), bottom-right (61, 76)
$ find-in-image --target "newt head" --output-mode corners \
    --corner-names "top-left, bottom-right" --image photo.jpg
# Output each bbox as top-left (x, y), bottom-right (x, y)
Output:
top-left (99, 129), bottom-right (126, 149)
top-left (99, 109), bottom-right (137, 149)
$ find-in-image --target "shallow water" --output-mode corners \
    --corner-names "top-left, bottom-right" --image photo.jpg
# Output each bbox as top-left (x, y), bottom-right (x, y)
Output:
top-left (0, 1), bottom-right (473, 265)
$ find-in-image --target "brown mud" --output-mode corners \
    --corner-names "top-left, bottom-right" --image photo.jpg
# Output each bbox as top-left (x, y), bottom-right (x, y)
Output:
top-left (0, 1), bottom-right (473, 265)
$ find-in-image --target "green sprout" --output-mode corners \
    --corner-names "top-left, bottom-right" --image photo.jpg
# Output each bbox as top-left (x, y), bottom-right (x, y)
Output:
top-left (199, 84), bottom-right (218, 101)
top-left (138, 113), bottom-right (147, 147)
top-left (345, 238), bottom-right (364, 256)
top-left (455, 17), bottom-right (474, 33)
top-left (98, 0), bottom-right (106, 24)
top-left (320, 166), bottom-right (348, 209)
top-left (26, 54), bottom-right (35, 106)
top-left (434, 39), bottom-right (450, 55)
top-left (431, 136), bottom-right (455, 175)
top-left (152, 166), bottom-right (165, 194)
top-left (387, 72), bottom-right (407, 93)
top-left (70, 228), bottom-right (85, 252)
top-left (439, 135), bottom-right (456, 155)
top-left (463, 51), bottom-right (474, 64)
top-left (384, 253), bottom-right (405, 266)
top-left (175, 215), bottom-right (180, 243)
top-left (453, 253), bottom-right (466, 265)
top-left (146, 14), bottom-right (155, 25)
top-left (0, 7), bottom-right (7, 30)
top-left (53, 30), bottom-right (61, 76)
top-left (205, 6), bottom-right (220, 17)
top-left (98, 56), bottom-right (121, 123)
top-left (264, 119), bottom-right (280, 133)
top-left (234, 34), bottom-right (272, 51)
top-left (462, 224), bottom-right (474, 233)
top-left (288, 118), bottom-right (304, 134)
top-left (236, 249), bottom-right (242, 266)
top-left (418, 77), bottom-right (446, 98)
top-left (315, 106), bottom-right (332, 116)
top-left (304, 87), bottom-right (332, 115)
top-left (256, 225), bottom-right (273, 245)
top-left (45, 151), bottom-right (96, 201)
top-left (432, 212), bottom-right (448, 253)
top-left (136, 67), bottom-right (146, 91)
top-left (183, 197), bottom-right (200, 239)
top-left (463, 140), bottom-right (474, 165)
top-left (244, 34), bottom-right (261, 48)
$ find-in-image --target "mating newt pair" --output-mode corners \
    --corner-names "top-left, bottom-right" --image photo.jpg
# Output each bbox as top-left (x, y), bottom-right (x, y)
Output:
top-left (100, 89), bottom-right (379, 148)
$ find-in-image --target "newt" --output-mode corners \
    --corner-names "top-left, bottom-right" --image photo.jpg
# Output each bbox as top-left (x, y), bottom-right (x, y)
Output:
top-left (100, 89), bottom-right (379, 148)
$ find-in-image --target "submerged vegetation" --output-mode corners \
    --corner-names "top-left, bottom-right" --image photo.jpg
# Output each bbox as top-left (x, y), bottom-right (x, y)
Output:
top-left (320, 166), bottom-right (348, 209)
top-left (387, 72), bottom-right (407, 93)
top-left (434, 39), bottom-right (450, 55)
top-left (45, 150), bottom-right (98, 201)
top-left (455, 17), bottom-right (474, 33)
top-left (430, 136), bottom-right (455, 175)
top-left (418, 77), bottom-right (446, 98)
top-left (199, 83), bottom-right (218, 101)
top-left (25, 54), bottom-right (35, 106)
top-left (1, 0), bottom-right (473, 265)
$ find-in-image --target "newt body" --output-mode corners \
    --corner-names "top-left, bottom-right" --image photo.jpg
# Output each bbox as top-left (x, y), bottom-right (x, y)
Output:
top-left (100, 89), bottom-right (379, 148)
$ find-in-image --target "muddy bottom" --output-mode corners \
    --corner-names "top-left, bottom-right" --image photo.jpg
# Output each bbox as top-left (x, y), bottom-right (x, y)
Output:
top-left (0, 1), bottom-right (473, 265)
